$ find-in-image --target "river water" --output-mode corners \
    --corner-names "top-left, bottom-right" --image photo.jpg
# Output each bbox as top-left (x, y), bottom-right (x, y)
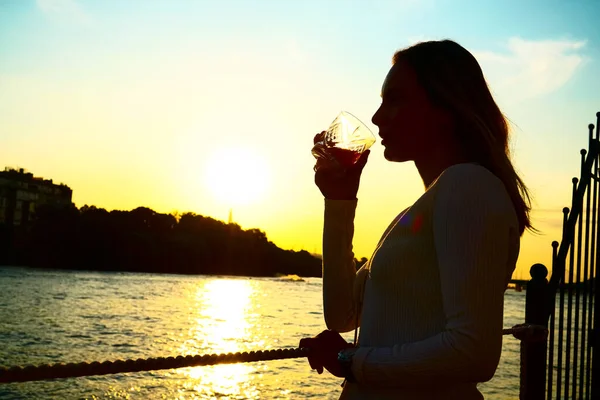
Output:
top-left (0, 266), bottom-right (525, 399)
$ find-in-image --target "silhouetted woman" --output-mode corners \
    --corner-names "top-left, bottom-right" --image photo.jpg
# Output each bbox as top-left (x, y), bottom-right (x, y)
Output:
top-left (301, 39), bottom-right (532, 399)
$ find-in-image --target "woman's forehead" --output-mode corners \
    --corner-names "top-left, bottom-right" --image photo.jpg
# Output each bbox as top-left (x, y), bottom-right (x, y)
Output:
top-left (381, 62), bottom-right (417, 97)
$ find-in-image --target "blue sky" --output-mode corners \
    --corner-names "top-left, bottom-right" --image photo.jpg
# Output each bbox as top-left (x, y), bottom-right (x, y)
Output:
top-left (1, 0), bottom-right (599, 278)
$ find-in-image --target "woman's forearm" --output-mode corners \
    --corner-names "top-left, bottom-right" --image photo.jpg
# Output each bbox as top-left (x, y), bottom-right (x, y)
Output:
top-left (322, 199), bottom-right (359, 332)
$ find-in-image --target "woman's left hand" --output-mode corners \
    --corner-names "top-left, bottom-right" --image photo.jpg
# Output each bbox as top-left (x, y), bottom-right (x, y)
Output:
top-left (299, 329), bottom-right (353, 377)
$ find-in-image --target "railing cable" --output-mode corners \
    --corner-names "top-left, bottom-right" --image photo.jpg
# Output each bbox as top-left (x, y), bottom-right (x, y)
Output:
top-left (0, 324), bottom-right (548, 384)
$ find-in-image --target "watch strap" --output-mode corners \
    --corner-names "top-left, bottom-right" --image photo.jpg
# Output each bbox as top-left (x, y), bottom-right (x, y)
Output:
top-left (338, 348), bottom-right (357, 383)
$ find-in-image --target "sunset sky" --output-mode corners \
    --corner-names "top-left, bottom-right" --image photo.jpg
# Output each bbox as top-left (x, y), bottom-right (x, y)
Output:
top-left (1, 0), bottom-right (599, 279)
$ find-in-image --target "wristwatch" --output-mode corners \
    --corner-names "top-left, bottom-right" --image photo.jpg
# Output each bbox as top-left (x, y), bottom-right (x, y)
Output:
top-left (337, 348), bottom-right (357, 383)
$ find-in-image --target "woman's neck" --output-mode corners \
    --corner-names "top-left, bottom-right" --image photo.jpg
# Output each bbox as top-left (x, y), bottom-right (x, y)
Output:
top-left (414, 150), bottom-right (473, 189)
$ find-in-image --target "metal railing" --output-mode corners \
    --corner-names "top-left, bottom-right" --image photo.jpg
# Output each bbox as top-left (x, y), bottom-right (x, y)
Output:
top-left (522, 112), bottom-right (600, 400)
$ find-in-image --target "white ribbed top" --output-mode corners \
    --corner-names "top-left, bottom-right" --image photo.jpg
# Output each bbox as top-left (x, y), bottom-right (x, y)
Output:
top-left (321, 163), bottom-right (520, 399)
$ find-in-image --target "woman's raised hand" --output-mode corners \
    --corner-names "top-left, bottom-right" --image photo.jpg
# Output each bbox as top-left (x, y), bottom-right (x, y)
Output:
top-left (312, 132), bottom-right (370, 200)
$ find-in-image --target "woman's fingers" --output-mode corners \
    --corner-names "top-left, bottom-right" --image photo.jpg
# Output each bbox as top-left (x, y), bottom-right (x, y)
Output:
top-left (308, 355), bottom-right (325, 374)
top-left (313, 131), bottom-right (326, 145)
top-left (300, 337), bottom-right (325, 374)
top-left (314, 158), bottom-right (336, 172)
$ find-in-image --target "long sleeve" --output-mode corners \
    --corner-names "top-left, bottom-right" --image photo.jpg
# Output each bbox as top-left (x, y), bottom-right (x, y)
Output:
top-left (350, 166), bottom-right (520, 387)
top-left (322, 200), bottom-right (411, 333)
top-left (322, 198), bottom-right (360, 332)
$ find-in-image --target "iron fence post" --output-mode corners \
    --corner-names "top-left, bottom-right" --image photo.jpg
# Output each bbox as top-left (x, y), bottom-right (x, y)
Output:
top-left (521, 263), bottom-right (549, 400)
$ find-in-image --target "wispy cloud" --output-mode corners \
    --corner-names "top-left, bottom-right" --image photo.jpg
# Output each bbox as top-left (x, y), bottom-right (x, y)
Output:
top-left (476, 37), bottom-right (587, 102)
top-left (36, 0), bottom-right (91, 26)
top-left (399, 37), bottom-right (587, 103)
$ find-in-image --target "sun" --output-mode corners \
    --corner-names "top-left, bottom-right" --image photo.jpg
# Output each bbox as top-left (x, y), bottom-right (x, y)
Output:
top-left (204, 147), bottom-right (270, 207)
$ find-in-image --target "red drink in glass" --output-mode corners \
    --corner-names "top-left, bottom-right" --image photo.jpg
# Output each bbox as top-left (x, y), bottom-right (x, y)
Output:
top-left (328, 147), bottom-right (362, 167)
top-left (312, 111), bottom-right (375, 170)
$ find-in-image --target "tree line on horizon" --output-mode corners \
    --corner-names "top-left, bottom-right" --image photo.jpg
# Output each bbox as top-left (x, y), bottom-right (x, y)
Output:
top-left (0, 204), bottom-right (368, 277)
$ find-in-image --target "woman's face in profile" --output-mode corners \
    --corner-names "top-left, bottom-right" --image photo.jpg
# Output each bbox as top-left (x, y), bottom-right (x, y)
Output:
top-left (371, 61), bottom-right (446, 163)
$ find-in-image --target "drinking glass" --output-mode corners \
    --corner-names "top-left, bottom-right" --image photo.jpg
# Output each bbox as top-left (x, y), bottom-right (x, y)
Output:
top-left (312, 111), bottom-right (376, 168)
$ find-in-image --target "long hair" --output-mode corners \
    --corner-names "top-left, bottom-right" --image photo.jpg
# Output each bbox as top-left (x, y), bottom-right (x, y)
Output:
top-left (393, 40), bottom-right (533, 235)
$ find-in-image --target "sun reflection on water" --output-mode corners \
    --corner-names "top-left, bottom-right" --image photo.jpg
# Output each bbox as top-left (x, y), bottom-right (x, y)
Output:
top-left (179, 279), bottom-right (259, 399)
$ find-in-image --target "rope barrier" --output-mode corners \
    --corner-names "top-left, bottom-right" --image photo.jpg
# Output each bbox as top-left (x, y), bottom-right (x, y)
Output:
top-left (0, 324), bottom-right (549, 384)
top-left (0, 348), bottom-right (310, 384)
top-left (502, 323), bottom-right (548, 342)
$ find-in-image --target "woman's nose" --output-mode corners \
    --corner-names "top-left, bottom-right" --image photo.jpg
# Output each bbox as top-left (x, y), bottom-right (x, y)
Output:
top-left (371, 107), bottom-right (382, 127)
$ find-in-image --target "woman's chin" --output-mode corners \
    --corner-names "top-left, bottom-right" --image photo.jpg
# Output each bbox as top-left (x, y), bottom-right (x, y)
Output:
top-left (383, 148), bottom-right (410, 163)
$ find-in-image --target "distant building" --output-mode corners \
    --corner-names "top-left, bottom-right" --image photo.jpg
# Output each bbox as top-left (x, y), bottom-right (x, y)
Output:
top-left (0, 167), bottom-right (73, 226)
